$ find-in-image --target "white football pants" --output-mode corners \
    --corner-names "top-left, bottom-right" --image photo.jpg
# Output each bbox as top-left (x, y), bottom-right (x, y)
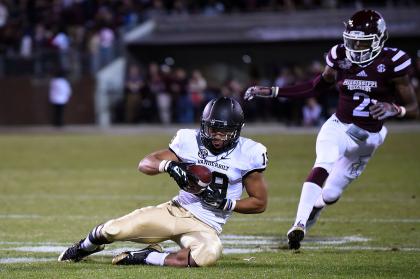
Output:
top-left (314, 114), bottom-right (387, 203)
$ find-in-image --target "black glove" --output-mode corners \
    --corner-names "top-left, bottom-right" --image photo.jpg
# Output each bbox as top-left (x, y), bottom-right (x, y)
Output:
top-left (163, 161), bottom-right (196, 191)
top-left (200, 187), bottom-right (235, 211)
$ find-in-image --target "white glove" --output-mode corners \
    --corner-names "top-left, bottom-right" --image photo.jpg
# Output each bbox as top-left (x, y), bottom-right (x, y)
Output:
top-left (244, 86), bottom-right (278, 100)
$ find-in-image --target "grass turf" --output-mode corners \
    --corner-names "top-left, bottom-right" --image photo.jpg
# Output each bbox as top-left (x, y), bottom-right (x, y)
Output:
top-left (0, 131), bottom-right (419, 278)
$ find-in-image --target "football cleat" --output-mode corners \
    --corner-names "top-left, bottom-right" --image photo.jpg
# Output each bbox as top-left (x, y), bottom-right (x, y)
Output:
top-left (58, 239), bottom-right (105, 262)
top-left (112, 244), bottom-right (163, 265)
top-left (287, 222), bottom-right (306, 250)
top-left (306, 206), bottom-right (324, 231)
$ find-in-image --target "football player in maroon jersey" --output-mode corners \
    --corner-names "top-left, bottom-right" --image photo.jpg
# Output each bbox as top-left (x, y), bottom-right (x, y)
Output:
top-left (244, 9), bottom-right (419, 250)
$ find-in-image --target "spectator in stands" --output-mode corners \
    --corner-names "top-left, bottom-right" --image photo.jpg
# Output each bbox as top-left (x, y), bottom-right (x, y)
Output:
top-left (273, 67), bottom-right (296, 124)
top-left (124, 64), bottom-right (145, 123)
top-left (19, 28), bottom-right (32, 59)
top-left (188, 69), bottom-right (207, 122)
top-left (49, 69), bottom-right (72, 127)
top-left (98, 25), bottom-right (115, 68)
top-left (88, 28), bottom-right (101, 74)
top-left (0, 0), bottom-right (7, 28)
top-left (302, 97), bottom-right (323, 126)
top-left (149, 62), bottom-right (171, 124)
top-left (51, 26), bottom-right (71, 72)
top-left (170, 67), bottom-right (193, 123)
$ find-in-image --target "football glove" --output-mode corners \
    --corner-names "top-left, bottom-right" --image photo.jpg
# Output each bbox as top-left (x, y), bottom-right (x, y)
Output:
top-left (369, 101), bottom-right (403, 120)
top-left (244, 86), bottom-right (278, 100)
top-left (160, 161), bottom-right (196, 191)
top-left (200, 187), bottom-right (236, 212)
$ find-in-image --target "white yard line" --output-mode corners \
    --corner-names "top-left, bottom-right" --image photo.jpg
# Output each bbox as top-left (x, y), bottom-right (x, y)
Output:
top-left (230, 216), bottom-right (420, 223)
top-left (0, 257), bottom-right (52, 264)
top-left (1, 214), bottom-right (420, 224)
top-left (1, 233), bottom-right (419, 264)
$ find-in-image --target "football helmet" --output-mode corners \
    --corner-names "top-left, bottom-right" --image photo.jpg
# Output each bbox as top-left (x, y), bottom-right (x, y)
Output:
top-left (343, 9), bottom-right (388, 64)
top-left (200, 97), bottom-right (244, 155)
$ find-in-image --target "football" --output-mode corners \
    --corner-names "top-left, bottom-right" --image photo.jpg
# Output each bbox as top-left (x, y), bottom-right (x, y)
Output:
top-left (185, 164), bottom-right (212, 194)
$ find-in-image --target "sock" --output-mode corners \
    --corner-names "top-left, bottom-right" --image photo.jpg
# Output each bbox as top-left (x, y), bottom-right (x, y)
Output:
top-left (293, 182), bottom-right (323, 227)
top-left (80, 224), bottom-right (111, 251)
top-left (145, 251), bottom-right (170, 266)
top-left (80, 236), bottom-right (98, 251)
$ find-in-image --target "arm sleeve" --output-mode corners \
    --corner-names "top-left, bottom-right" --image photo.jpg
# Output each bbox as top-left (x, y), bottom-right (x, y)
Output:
top-left (168, 130), bottom-right (183, 156)
top-left (276, 74), bottom-right (334, 99)
top-left (243, 143), bottom-right (267, 179)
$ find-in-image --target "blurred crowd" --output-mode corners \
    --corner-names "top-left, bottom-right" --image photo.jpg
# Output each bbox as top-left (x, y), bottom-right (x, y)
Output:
top-left (1, 0), bottom-right (418, 77)
top-left (0, 0), bottom-right (125, 77)
top-left (1, 0), bottom-right (419, 127)
top-left (118, 55), bottom-right (420, 127)
top-left (117, 60), bottom-right (337, 126)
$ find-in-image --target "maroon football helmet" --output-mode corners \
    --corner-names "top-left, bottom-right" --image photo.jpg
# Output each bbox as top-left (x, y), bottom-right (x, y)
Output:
top-left (343, 10), bottom-right (388, 64)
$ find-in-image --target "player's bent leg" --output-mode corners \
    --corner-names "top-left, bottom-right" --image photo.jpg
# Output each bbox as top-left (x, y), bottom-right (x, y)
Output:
top-left (321, 154), bottom-right (364, 205)
top-left (59, 202), bottom-right (176, 262)
top-left (287, 130), bottom-right (343, 249)
top-left (178, 231), bottom-right (223, 267)
top-left (102, 202), bottom-right (176, 243)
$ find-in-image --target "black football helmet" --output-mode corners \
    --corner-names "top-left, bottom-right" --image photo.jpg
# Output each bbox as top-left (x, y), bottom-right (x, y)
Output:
top-left (200, 97), bottom-right (244, 155)
top-left (343, 9), bottom-right (388, 64)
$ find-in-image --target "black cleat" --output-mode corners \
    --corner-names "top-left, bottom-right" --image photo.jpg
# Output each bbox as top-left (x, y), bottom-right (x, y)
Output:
top-left (58, 239), bottom-right (105, 262)
top-left (287, 223), bottom-right (306, 250)
top-left (112, 244), bottom-right (163, 265)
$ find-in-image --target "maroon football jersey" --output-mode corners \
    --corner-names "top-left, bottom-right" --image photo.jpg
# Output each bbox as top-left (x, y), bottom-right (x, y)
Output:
top-left (326, 44), bottom-right (412, 132)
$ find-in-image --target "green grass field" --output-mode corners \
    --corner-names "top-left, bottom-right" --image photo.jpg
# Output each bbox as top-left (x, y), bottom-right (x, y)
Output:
top-left (0, 130), bottom-right (419, 278)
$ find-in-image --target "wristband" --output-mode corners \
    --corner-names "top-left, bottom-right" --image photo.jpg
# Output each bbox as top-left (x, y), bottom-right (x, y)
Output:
top-left (158, 160), bottom-right (170, 173)
top-left (223, 199), bottom-right (236, 212)
top-left (271, 87), bottom-right (279, 98)
top-left (398, 106), bottom-right (406, 118)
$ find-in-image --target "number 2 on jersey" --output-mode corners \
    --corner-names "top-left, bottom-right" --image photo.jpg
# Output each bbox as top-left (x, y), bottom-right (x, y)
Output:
top-left (353, 92), bottom-right (373, 117)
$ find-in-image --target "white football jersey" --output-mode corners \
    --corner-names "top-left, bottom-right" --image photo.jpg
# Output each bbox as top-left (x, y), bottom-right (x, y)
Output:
top-left (169, 129), bottom-right (267, 233)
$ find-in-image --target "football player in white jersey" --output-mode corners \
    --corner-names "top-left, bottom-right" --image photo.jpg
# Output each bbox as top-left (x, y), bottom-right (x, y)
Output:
top-left (244, 9), bottom-right (418, 250)
top-left (58, 97), bottom-right (268, 267)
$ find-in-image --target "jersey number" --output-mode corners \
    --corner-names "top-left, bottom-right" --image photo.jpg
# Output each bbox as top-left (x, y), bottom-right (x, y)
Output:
top-left (262, 152), bottom-right (268, 166)
top-left (353, 92), bottom-right (372, 117)
top-left (210, 171), bottom-right (229, 199)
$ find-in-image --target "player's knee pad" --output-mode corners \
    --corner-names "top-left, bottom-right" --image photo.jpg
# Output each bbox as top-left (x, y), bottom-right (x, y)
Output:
top-left (101, 219), bottom-right (121, 242)
top-left (191, 241), bottom-right (222, 267)
top-left (322, 188), bottom-right (341, 205)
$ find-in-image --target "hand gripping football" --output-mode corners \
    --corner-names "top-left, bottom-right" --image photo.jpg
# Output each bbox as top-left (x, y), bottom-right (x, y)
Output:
top-left (185, 164), bottom-right (212, 194)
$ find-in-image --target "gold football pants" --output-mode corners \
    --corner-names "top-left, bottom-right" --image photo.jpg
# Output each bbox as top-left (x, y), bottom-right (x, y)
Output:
top-left (101, 200), bottom-right (222, 266)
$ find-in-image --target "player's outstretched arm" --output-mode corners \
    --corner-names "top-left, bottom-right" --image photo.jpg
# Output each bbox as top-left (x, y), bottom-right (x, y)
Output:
top-left (244, 66), bottom-right (336, 101)
top-left (370, 75), bottom-right (419, 120)
top-left (234, 171), bottom-right (268, 214)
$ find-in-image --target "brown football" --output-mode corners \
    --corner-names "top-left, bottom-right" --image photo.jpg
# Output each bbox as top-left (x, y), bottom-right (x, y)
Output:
top-left (185, 164), bottom-right (212, 194)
